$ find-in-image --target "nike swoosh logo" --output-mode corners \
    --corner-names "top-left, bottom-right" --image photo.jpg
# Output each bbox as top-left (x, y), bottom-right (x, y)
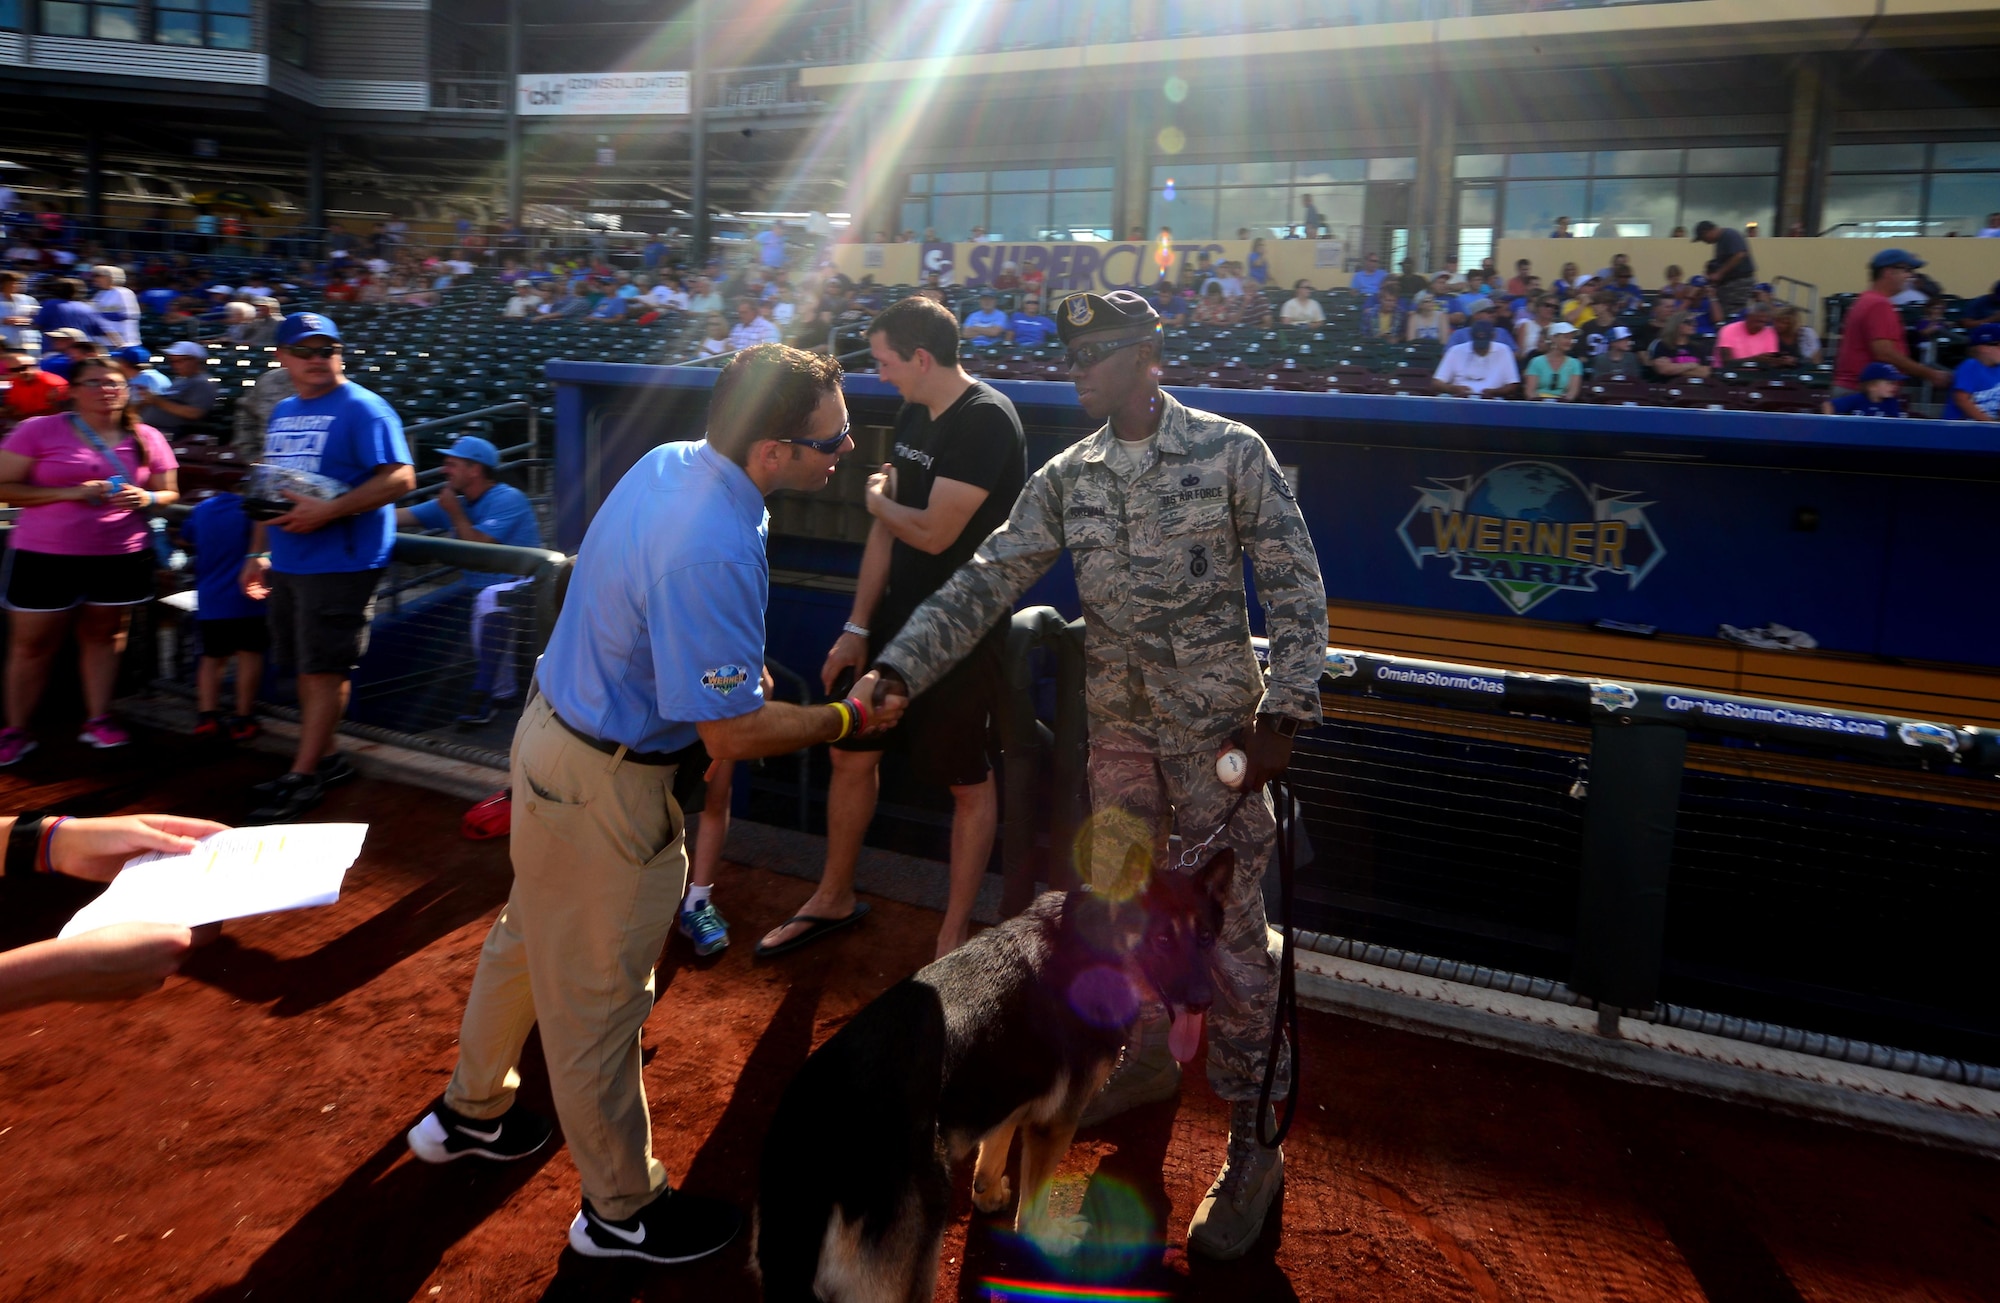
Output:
top-left (590, 1213), bottom-right (646, 1245)
top-left (454, 1122), bottom-right (502, 1142)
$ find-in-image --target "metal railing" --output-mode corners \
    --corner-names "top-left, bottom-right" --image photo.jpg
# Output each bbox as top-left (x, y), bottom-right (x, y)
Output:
top-left (151, 529), bottom-right (568, 769)
top-left (995, 621), bottom-right (2000, 1080)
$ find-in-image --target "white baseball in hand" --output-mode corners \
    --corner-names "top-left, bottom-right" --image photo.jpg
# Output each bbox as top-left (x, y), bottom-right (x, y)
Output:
top-left (1215, 748), bottom-right (1248, 789)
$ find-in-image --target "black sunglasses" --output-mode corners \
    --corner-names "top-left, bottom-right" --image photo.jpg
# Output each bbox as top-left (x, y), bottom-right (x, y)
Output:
top-left (1065, 337), bottom-right (1149, 370)
top-left (284, 343), bottom-right (342, 359)
top-left (780, 419), bottom-right (851, 455)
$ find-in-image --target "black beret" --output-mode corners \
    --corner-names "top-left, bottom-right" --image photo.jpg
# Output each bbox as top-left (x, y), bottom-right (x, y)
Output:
top-left (1056, 289), bottom-right (1161, 346)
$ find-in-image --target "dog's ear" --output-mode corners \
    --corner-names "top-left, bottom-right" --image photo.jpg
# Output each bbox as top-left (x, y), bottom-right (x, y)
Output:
top-left (1193, 847), bottom-right (1235, 905)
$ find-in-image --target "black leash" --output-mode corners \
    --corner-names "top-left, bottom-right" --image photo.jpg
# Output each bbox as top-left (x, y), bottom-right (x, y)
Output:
top-left (1255, 777), bottom-right (1301, 1150)
top-left (1182, 780), bottom-right (1301, 1151)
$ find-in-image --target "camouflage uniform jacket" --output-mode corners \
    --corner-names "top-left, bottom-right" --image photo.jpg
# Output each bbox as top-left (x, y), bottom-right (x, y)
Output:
top-left (878, 392), bottom-right (1327, 756)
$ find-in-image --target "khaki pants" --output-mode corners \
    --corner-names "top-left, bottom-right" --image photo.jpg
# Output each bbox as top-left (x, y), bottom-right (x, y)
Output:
top-left (443, 692), bottom-right (688, 1220)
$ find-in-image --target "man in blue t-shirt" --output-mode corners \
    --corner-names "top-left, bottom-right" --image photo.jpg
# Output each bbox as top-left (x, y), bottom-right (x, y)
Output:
top-left (757, 221), bottom-right (787, 269)
top-left (242, 312), bottom-right (415, 821)
top-left (1005, 295), bottom-right (1057, 348)
top-left (1943, 323), bottom-right (2000, 421)
top-left (961, 291), bottom-right (1008, 348)
top-left (1351, 252), bottom-right (1388, 328)
top-left (394, 435), bottom-right (544, 722)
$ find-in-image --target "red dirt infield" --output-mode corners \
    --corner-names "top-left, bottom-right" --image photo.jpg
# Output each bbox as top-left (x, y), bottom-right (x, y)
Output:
top-left (2, 732), bottom-right (1996, 1301)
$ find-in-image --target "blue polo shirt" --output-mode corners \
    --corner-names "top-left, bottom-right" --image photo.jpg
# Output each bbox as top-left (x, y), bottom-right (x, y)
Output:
top-left (535, 440), bottom-right (768, 753)
top-left (1008, 312), bottom-right (1056, 348)
top-left (407, 481), bottom-right (542, 587)
top-left (262, 381), bottom-right (411, 575)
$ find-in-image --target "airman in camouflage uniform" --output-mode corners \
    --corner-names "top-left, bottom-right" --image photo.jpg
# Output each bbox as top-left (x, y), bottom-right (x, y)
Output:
top-left (875, 289), bottom-right (1327, 1261)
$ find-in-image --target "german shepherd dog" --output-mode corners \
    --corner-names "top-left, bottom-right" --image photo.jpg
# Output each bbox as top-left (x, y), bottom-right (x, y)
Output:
top-left (754, 845), bottom-right (1233, 1302)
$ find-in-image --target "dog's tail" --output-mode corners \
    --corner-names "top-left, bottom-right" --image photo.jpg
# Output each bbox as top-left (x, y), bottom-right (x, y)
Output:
top-left (755, 979), bottom-right (947, 1301)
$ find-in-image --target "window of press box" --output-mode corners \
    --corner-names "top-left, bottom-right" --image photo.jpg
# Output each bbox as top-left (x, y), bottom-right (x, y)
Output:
top-left (271, 0), bottom-right (310, 66)
top-left (899, 168), bottom-right (1117, 241)
top-left (1825, 141), bottom-right (2000, 235)
top-left (155, 0), bottom-right (251, 48)
top-left (40, 0), bottom-right (139, 40)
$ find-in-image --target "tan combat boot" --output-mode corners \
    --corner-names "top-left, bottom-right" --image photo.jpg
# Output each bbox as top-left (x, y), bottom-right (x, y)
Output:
top-left (1078, 1017), bottom-right (1181, 1128)
top-left (1187, 1101), bottom-right (1284, 1260)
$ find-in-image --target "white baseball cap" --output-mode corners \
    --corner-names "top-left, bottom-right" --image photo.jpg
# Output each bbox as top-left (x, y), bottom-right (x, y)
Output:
top-left (1547, 322), bottom-right (1579, 336)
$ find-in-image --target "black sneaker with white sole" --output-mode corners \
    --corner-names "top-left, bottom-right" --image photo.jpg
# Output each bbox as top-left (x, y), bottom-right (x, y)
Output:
top-left (406, 1097), bottom-right (552, 1164)
top-left (567, 1190), bottom-right (741, 1265)
top-left (250, 753), bottom-right (356, 801)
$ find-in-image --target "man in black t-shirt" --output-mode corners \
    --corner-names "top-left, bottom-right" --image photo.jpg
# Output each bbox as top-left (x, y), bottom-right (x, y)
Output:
top-left (1693, 220), bottom-right (1756, 319)
top-left (755, 296), bottom-right (1027, 961)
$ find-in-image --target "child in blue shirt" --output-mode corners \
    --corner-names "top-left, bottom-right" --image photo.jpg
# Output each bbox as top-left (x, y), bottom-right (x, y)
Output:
top-left (180, 491), bottom-right (268, 742)
top-left (1827, 362), bottom-right (1904, 417)
top-left (1942, 323), bottom-right (2000, 421)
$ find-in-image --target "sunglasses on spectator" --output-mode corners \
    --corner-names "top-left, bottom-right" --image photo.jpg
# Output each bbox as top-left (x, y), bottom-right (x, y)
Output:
top-left (284, 343), bottom-right (343, 359)
top-left (5, 363), bottom-right (36, 375)
top-left (780, 419), bottom-right (851, 455)
top-left (1065, 337), bottom-right (1149, 370)
top-left (76, 378), bottom-right (128, 389)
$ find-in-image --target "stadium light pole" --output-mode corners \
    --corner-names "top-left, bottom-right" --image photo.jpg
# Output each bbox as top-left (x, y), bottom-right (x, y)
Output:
top-left (505, 0), bottom-right (523, 225)
top-left (691, 0), bottom-right (709, 264)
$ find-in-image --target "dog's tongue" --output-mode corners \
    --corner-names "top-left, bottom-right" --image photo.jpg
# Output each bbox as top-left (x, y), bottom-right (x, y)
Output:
top-left (1167, 1009), bottom-right (1206, 1064)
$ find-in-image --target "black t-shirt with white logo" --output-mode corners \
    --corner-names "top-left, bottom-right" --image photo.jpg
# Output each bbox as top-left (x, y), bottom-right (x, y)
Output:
top-left (878, 381), bottom-right (1026, 640)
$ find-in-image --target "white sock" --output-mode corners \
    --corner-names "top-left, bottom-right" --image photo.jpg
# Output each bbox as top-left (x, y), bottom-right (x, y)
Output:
top-left (683, 884), bottom-right (712, 910)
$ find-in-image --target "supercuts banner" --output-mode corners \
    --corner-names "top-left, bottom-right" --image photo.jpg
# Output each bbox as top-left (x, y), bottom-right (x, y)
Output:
top-left (941, 241), bottom-right (1228, 292)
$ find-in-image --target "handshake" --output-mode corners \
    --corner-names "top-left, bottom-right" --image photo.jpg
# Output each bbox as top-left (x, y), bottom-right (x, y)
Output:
top-left (822, 629), bottom-right (912, 740)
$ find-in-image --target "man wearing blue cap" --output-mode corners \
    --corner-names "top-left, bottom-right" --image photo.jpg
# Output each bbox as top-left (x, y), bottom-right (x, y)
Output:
top-left (108, 345), bottom-right (170, 398)
top-left (1832, 249), bottom-right (1955, 397)
top-left (395, 435), bottom-right (541, 722)
top-left (1942, 323), bottom-right (2000, 422)
top-left (241, 312), bottom-right (415, 821)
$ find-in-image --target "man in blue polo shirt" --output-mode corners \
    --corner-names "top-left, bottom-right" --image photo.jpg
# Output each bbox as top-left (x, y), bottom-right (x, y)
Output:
top-left (240, 312), bottom-right (415, 821)
top-left (1005, 294), bottom-right (1057, 348)
top-left (409, 343), bottom-right (905, 1270)
top-left (394, 434), bottom-right (543, 723)
top-left (1943, 323), bottom-right (2000, 421)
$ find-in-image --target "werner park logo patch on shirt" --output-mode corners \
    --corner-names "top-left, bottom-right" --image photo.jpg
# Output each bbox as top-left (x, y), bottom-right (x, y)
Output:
top-left (701, 664), bottom-right (750, 695)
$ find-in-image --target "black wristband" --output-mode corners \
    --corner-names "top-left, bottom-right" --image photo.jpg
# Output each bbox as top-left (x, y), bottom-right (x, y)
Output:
top-left (1258, 712), bottom-right (1303, 739)
top-left (6, 813), bottom-right (49, 880)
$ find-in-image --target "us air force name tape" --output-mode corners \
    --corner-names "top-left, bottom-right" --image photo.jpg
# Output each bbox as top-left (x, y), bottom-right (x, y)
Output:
top-left (1056, 290), bottom-right (1162, 347)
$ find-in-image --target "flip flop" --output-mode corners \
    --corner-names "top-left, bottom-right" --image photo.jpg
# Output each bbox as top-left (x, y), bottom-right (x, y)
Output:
top-left (753, 901), bottom-right (871, 958)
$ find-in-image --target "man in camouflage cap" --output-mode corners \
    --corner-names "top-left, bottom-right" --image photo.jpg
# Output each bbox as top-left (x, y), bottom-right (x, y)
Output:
top-left (872, 288), bottom-right (1327, 1260)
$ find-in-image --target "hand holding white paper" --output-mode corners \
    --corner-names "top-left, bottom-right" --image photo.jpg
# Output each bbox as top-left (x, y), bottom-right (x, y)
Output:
top-left (59, 824), bottom-right (369, 939)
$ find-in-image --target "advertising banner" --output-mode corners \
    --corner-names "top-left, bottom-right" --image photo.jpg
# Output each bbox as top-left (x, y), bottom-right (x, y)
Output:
top-left (517, 72), bottom-right (690, 117)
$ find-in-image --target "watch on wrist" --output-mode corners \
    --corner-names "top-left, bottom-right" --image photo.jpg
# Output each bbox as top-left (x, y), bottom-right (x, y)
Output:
top-left (842, 621), bottom-right (870, 639)
top-left (1258, 712), bottom-right (1303, 739)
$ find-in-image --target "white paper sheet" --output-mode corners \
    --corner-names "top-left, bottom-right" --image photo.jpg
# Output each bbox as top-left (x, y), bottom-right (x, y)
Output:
top-left (58, 823), bottom-right (369, 939)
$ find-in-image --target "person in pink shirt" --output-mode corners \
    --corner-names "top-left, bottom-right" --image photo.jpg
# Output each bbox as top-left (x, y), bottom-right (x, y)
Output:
top-left (1716, 300), bottom-right (1782, 365)
top-left (0, 355), bottom-right (179, 762)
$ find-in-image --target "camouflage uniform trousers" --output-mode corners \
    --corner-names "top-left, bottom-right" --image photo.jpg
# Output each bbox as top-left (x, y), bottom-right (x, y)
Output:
top-left (1086, 740), bottom-right (1289, 1104)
